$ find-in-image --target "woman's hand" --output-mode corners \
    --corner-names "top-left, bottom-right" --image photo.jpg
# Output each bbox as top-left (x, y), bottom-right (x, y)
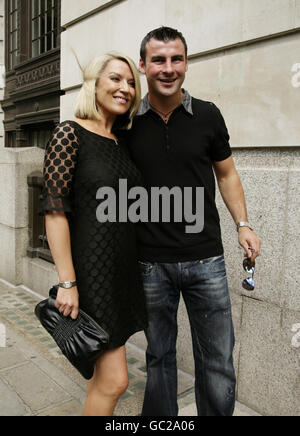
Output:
top-left (56, 286), bottom-right (79, 320)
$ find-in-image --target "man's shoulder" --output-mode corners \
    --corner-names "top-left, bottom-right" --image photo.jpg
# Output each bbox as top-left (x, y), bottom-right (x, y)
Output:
top-left (191, 96), bottom-right (219, 113)
top-left (190, 97), bottom-right (225, 125)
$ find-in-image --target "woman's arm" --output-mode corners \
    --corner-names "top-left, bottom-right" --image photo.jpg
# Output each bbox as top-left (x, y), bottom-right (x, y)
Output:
top-left (41, 121), bottom-right (80, 318)
top-left (45, 211), bottom-right (79, 319)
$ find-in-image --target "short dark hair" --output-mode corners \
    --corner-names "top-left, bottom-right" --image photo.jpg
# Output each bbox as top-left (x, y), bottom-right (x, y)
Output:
top-left (140, 26), bottom-right (188, 63)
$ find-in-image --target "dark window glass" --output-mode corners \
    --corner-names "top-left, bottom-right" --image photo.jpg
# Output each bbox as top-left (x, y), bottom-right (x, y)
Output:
top-left (31, 0), bottom-right (60, 57)
top-left (28, 125), bottom-right (54, 149)
top-left (9, 0), bottom-right (19, 69)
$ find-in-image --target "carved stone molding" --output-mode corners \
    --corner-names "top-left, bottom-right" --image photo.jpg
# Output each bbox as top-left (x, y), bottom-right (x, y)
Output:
top-left (16, 60), bottom-right (60, 89)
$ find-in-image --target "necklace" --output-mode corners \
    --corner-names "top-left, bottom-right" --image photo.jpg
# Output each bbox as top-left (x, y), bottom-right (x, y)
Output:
top-left (149, 104), bottom-right (177, 123)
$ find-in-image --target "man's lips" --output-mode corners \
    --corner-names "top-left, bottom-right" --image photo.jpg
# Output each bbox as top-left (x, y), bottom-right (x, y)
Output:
top-left (158, 78), bottom-right (177, 85)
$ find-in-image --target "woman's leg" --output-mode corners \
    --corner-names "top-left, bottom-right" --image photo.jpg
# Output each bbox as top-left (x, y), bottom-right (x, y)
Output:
top-left (84, 345), bottom-right (129, 416)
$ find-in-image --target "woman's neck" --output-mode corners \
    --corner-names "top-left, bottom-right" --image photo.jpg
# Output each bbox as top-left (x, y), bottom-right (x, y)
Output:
top-left (96, 108), bottom-right (116, 135)
top-left (78, 109), bottom-right (116, 137)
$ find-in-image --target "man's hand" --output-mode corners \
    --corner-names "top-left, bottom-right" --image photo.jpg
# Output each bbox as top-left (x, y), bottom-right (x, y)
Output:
top-left (56, 287), bottom-right (79, 320)
top-left (238, 227), bottom-right (261, 262)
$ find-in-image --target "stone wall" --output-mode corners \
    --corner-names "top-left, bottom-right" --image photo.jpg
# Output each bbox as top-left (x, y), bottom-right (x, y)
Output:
top-left (0, 0), bottom-right (299, 416)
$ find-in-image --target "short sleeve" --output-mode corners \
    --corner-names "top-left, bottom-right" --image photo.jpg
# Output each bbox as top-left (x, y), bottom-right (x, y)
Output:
top-left (39, 121), bottom-right (79, 216)
top-left (210, 103), bottom-right (232, 162)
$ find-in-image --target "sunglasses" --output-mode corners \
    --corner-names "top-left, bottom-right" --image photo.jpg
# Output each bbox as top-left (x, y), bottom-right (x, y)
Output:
top-left (242, 258), bottom-right (255, 291)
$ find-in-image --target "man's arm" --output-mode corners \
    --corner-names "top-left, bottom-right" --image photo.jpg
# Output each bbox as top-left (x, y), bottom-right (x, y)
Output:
top-left (213, 156), bottom-right (261, 262)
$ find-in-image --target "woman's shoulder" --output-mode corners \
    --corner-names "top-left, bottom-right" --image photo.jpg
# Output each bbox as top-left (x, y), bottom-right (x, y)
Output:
top-left (54, 120), bottom-right (79, 132)
top-left (56, 120), bottom-right (83, 137)
top-left (50, 120), bottom-right (80, 149)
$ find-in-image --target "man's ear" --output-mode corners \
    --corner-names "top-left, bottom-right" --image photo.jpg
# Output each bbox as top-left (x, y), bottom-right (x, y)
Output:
top-left (185, 59), bottom-right (189, 73)
top-left (139, 58), bottom-right (146, 75)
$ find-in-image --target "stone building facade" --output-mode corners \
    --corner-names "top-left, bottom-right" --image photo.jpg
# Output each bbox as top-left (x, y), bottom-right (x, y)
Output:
top-left (0, 0), bottom-right (299, 416)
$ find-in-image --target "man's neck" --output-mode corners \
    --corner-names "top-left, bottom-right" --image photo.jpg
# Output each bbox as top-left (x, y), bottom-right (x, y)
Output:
top-left (148, 90), bottom-right (184, 114)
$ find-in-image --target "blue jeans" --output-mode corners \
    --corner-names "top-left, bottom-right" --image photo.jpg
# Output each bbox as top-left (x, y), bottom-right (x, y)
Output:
top-left (139, 255), bottom-right (236, 416)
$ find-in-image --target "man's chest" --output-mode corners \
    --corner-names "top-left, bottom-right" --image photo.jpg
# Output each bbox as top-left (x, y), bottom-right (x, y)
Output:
top-left (128, 115), bottom-right (214, 170)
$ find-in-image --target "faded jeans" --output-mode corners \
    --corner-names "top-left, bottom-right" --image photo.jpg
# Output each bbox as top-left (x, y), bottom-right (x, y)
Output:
top-left (139, 255), bottom-right (236, 416)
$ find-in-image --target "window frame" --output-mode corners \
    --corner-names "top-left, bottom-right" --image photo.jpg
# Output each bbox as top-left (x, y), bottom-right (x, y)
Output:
top-left (5, 0), bottom-right (61, 73)
top-left (31, 0), bottom-right (60, 59)
top-left (7, 0), bottom-right (19, 70)
top-left (3, 0), bottom-right (63, 149)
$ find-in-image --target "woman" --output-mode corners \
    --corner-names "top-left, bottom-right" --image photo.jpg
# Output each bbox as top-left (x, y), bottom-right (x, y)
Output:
top-left (40, 52), bottom-right (148, 416)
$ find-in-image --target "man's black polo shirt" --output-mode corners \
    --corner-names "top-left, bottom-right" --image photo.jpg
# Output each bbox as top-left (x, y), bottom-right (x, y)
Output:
top-left (126, 90), bottom-right (232, 263)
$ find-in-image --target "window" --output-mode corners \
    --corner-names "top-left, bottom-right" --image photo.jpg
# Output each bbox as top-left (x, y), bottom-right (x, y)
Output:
top-left (27, 172), bottom-right (53, 263)
top-left (5, 0), bottom-right (61, 73)
top-left (3, 0), bottom-right (62, 149)
top-left (8, 0), bottom-right (19, 69)
top-left (28, 124), bottom-right (54, 149)
top-left (32, 0), bottom-right (60, 58)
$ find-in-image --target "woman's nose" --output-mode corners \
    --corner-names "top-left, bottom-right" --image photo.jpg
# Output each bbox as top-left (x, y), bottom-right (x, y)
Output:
top-left (119, 80), bottom-right (130, 93)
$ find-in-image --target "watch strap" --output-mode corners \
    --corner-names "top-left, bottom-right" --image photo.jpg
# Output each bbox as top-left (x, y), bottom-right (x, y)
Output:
top-left (236, 221), bottom-right (253, 232)
top-left (58, 281), bottom-right (77, 289)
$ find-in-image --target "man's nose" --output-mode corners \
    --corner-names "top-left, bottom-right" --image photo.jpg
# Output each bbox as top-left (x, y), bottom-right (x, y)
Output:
top-left (162, 60), bottom-right (174, 75)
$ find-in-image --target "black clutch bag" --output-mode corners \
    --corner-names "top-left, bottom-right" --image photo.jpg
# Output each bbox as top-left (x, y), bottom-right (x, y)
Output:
top-left (34, 285), bottom-right (110, 380)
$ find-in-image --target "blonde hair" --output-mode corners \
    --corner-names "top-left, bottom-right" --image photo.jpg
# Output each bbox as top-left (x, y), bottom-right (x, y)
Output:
top-left (74, 52), bottom-right (141, 130)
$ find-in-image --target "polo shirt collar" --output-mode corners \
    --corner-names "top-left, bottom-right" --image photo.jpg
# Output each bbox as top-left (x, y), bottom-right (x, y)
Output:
top-left (137, 89), bottom-right (193, 116)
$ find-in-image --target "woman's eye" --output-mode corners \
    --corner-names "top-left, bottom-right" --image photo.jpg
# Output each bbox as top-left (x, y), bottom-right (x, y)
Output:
top-left (111, 77), bottom-right (120, 82)
top-left (129, 82), bottom-right (135, 88)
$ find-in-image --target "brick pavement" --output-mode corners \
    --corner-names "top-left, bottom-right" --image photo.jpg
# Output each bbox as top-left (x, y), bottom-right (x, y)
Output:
top-left (0, 279), bottom-right (260, 416)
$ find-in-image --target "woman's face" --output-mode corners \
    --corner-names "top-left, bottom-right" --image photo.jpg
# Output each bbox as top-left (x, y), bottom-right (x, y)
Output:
top-left (95, 59), bottom-right (136, 118)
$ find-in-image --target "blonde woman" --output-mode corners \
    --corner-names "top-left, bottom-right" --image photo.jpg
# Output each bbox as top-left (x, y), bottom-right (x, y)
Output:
top-left (40, 53), bottom-right (147, 416)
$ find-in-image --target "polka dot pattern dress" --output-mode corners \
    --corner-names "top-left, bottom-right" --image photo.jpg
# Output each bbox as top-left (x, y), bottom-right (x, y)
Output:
top-left (40, 120), bottom-right (148, 350)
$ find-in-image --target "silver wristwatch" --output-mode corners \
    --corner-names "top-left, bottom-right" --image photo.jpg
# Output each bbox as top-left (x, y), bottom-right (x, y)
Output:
top-left (236, 221), bottom-right (253, 232)
top-left (58, 281), bottom-right (77, 289)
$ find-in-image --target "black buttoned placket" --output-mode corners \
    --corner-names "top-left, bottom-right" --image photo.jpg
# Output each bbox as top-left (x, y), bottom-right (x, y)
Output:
top-left (165, 123), bottom-right (170, 151)
top-left (150, 108), bottom-right (182, 153)
top-left (149, 110), bottom-right (172, 152)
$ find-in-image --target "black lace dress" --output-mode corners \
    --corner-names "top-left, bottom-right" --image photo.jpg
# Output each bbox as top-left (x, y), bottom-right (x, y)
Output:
top-left (40, 120), bottom-right (148, 350)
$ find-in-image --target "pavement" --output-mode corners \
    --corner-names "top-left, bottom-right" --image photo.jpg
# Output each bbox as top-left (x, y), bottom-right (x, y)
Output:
top-left (0, 279), bottom-right (261, 417)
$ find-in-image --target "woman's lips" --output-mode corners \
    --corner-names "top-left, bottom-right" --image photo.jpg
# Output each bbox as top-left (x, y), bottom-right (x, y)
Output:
top-left (114, 96), bottom-right (129, 104)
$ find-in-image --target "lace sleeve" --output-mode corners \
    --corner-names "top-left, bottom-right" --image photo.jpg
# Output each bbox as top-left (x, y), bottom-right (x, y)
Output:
top-left (39, 121), bottom-right (79, 216)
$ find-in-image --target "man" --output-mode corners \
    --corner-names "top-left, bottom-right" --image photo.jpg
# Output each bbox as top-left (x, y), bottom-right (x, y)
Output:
top-left (127, 27), bottom-right (261, 416)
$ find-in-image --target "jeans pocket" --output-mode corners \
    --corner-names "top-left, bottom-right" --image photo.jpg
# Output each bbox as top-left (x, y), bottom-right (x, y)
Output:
top-left (200, 255), bottom-right (226, 273)
top-left (138, 261), bottom-right (154, 276)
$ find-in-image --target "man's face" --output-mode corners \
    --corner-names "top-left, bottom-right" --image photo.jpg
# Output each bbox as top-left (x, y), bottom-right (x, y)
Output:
top-left (139, 38), bottom-right (188, 98)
